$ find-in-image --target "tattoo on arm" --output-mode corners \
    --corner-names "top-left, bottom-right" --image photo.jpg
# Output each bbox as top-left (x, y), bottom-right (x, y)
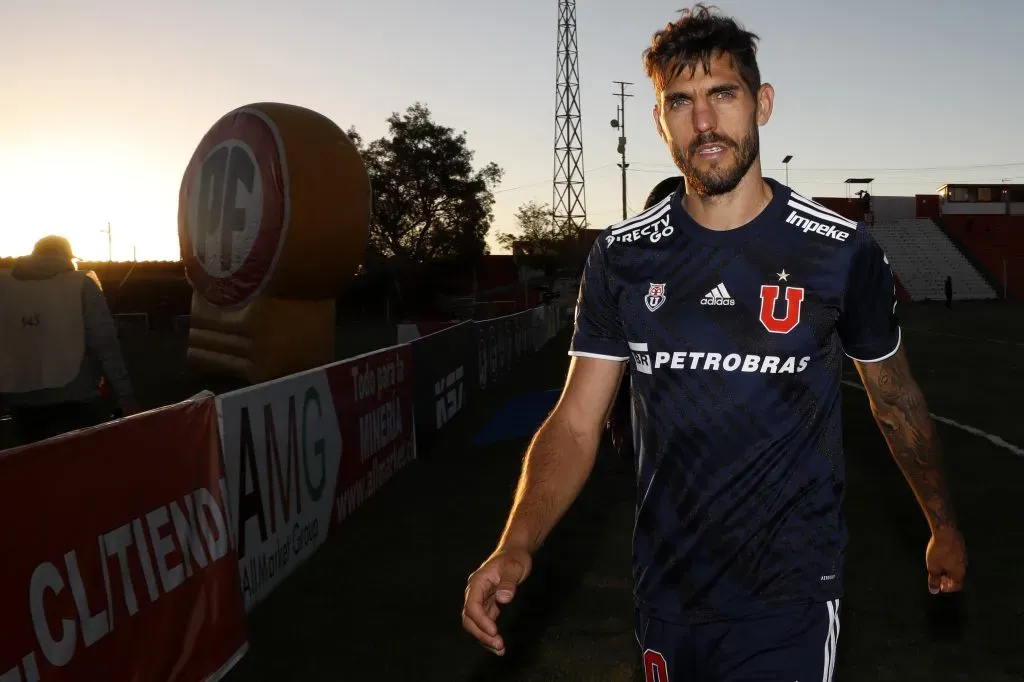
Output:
top-left (855, 347), bottom-right (956, 531)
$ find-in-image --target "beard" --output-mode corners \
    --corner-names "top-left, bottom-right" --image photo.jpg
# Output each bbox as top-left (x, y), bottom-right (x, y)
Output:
top-left (670, 119), bottom-right (759, 197)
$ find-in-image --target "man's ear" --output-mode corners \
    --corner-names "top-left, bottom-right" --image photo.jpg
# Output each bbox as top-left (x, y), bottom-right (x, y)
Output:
top-left (653, 104), bottom-right (666, 140)
top-left (755, 83), bottom-right (775, 126)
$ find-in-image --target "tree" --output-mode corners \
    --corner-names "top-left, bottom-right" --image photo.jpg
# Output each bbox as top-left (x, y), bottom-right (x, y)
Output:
top-left (348, 103), bottom-right (503, 265)
top-left (495, 201), bottom-right (555, 253)
top-left (495, 200), bottom-right (586, 275)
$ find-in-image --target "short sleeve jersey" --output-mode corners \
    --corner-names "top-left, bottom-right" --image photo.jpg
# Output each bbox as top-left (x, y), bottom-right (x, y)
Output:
top-left (570, 177), bottom-right (900, 624)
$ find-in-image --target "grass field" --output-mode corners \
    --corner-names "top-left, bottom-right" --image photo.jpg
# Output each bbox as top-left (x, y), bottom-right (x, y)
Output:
top-left (5, 301), bottom-right (1019, 680)
top-left (215, 299), bottom-right (1024, 682)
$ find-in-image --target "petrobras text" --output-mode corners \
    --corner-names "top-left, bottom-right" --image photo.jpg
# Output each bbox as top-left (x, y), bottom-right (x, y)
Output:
top-left (628, 342), bottom-right (810, 376)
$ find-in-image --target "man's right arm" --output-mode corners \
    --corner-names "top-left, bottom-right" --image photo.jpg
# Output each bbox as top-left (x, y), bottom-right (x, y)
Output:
top-left (496, 354), bottom-right (626, 555)
top-left (463, 237), bottom-right (628, 655)
top-left (498, 236), bottom-right (628, 554)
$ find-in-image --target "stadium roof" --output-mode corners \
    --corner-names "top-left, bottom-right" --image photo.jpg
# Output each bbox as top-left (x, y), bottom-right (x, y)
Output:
top-left (936, 182), bottom-right (1022, 190)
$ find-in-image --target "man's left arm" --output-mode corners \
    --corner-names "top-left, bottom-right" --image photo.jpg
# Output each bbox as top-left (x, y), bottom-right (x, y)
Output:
top-left (853, 348), bottom-right (956, 533)
top-left (839, 230), bottom-right (966, 594)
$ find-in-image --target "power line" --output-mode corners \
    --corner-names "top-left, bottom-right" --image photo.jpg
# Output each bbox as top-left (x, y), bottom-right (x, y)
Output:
top-left (494, 164), bottom-right (615, 194)
top-left (493, 161), bottom-right (1024, 197)
top-left (628, 166), bottom-right (1023, 185)
top-left (629, 161), bottom-right (1024, 172)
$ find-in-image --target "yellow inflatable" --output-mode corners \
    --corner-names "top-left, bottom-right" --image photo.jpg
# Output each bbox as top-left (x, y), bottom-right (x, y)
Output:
top-left (177, 102), bottom-right (370, 384)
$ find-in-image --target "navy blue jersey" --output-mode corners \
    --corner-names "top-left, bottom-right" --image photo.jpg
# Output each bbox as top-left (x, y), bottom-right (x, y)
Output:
top-left (570, 178), bottom-right (900, 624)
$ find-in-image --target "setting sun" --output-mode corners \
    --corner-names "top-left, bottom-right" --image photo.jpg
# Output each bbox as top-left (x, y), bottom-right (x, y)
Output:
top-left (0, 138), bottom-right (181, 262)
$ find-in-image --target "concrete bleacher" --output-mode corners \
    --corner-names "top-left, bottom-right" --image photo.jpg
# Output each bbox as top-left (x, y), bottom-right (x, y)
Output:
top-left (867, 218), bottom-right (997, 300)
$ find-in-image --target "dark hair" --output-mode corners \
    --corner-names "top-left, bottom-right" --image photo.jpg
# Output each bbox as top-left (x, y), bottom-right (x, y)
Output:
top-left (645, 176), bottom-right (683, 209)
top-left (643, 4), bottom-right (761, 96)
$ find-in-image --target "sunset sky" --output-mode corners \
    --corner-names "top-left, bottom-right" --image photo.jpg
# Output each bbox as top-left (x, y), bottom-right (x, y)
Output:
top-left (2, 0), bottom-right (1023, 262)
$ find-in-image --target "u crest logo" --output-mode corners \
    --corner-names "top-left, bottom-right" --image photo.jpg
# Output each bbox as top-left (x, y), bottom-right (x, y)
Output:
top-left (759, 285), bottom-right (805, 334)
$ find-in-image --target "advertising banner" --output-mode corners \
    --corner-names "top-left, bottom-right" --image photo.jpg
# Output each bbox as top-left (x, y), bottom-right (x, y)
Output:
top-left (218, 366), bottom-right (342, 611)
top-left (0, 394), bottom-right (248, 682)
top-left (325, 345), bottom-right (417, 529)
top-left (408, 321), bottom-right (475, 452)
top-left (474, 310), bottom-right (536, 392)
top-left (218, 344), bottom-right (418, 610)
top-left (530, 306), bottom-right (549, 354)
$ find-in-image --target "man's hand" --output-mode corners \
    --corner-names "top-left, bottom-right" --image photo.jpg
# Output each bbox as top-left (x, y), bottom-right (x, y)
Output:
top-left (459, 357), bottom-right (623, 655)
top-left (462, 547), bottom-right (532, 656)
top-left (926, 526), bottom-right (967, 594)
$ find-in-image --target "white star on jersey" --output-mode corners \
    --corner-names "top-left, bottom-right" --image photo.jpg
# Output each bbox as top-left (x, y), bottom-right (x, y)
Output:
top-left (777, 269), bottom-right (789, 281)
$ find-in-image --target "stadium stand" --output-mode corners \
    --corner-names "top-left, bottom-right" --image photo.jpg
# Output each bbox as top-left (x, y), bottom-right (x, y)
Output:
top-left (866, 218), bottom-right (998, 300)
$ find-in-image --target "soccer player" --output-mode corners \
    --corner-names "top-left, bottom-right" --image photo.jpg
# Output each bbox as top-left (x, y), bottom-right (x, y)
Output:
top-left (461, 5), bottom-right (967, 680)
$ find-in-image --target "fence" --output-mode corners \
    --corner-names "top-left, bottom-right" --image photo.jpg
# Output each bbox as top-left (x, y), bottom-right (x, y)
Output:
top-left (0, 302), bottom-right (570, 681)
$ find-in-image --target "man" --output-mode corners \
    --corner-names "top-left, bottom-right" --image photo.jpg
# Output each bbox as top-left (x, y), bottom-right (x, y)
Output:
top-left (461, 5), bottom-right (967, 681)
top-left (858, 189), bottom-right (874, 226)
top-left (0, 236), bottom-right (138, 447)
top-left (945, 275), bottom-right (953, 308)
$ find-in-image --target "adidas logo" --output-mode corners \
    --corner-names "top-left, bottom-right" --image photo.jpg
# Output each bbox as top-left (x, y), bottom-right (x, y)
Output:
top-left (701, 283), bottom-right (736, 306)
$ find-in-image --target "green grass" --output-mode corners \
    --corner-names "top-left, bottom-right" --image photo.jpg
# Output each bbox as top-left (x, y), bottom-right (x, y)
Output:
top-left (224, 301), bottom-right (1024, 681)
top-left (836, 301), bottom-right (1024, 681)
top-left (10, 300), bottom-right (1019, 680)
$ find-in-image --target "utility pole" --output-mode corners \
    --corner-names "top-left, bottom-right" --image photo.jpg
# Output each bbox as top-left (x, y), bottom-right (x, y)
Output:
top-left (100, 222), bottom-right (113, 261)
top-left (610, 81), bottom-right (633, 220)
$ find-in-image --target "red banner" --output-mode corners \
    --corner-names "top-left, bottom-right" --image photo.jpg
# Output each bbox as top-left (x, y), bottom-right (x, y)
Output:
top-left (0, 394), bottom-right (248, 681)
top-left (327, 345), bottom-right (417, 531)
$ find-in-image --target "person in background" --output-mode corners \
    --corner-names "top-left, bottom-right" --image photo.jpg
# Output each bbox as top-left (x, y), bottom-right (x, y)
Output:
top-left (607, 175), bottom-right (684, 464)
top-left (945, 275), bottom-right (953, 309)
top-left (858, 189), bottom-right (874, 226)
top-left (0, 236), bottom-right (139, 447)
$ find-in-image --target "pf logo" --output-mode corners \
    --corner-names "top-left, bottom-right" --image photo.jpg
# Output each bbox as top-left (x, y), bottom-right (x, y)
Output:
top-left (180, 108), bottom-right (284, 307)
top-left (178, 102), bottom-right (370, 384)
top-left (759, 284), bottom-right (805, 334)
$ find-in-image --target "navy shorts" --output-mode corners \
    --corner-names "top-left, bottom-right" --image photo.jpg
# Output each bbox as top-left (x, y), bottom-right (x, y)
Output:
top-left (636, 599), bottom-right (842, 682)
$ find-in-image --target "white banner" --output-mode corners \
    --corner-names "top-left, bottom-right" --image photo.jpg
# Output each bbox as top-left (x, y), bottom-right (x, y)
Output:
top-left (217, 367), bottom-right (342, 611)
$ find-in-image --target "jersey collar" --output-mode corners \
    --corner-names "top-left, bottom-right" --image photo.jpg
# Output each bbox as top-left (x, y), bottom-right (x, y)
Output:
top-left (670, 176), bottom-right (791, 246)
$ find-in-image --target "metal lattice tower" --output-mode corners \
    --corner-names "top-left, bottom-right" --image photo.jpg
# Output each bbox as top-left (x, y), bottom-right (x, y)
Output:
top-left (552, 0), bottom-right (587, 235)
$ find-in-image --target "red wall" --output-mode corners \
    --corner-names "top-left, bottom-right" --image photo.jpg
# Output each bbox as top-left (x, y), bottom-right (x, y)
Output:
top-left (810, 197), bottom-right (864, 222)
top-left (942, 215), bottom-right (1024, 300)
